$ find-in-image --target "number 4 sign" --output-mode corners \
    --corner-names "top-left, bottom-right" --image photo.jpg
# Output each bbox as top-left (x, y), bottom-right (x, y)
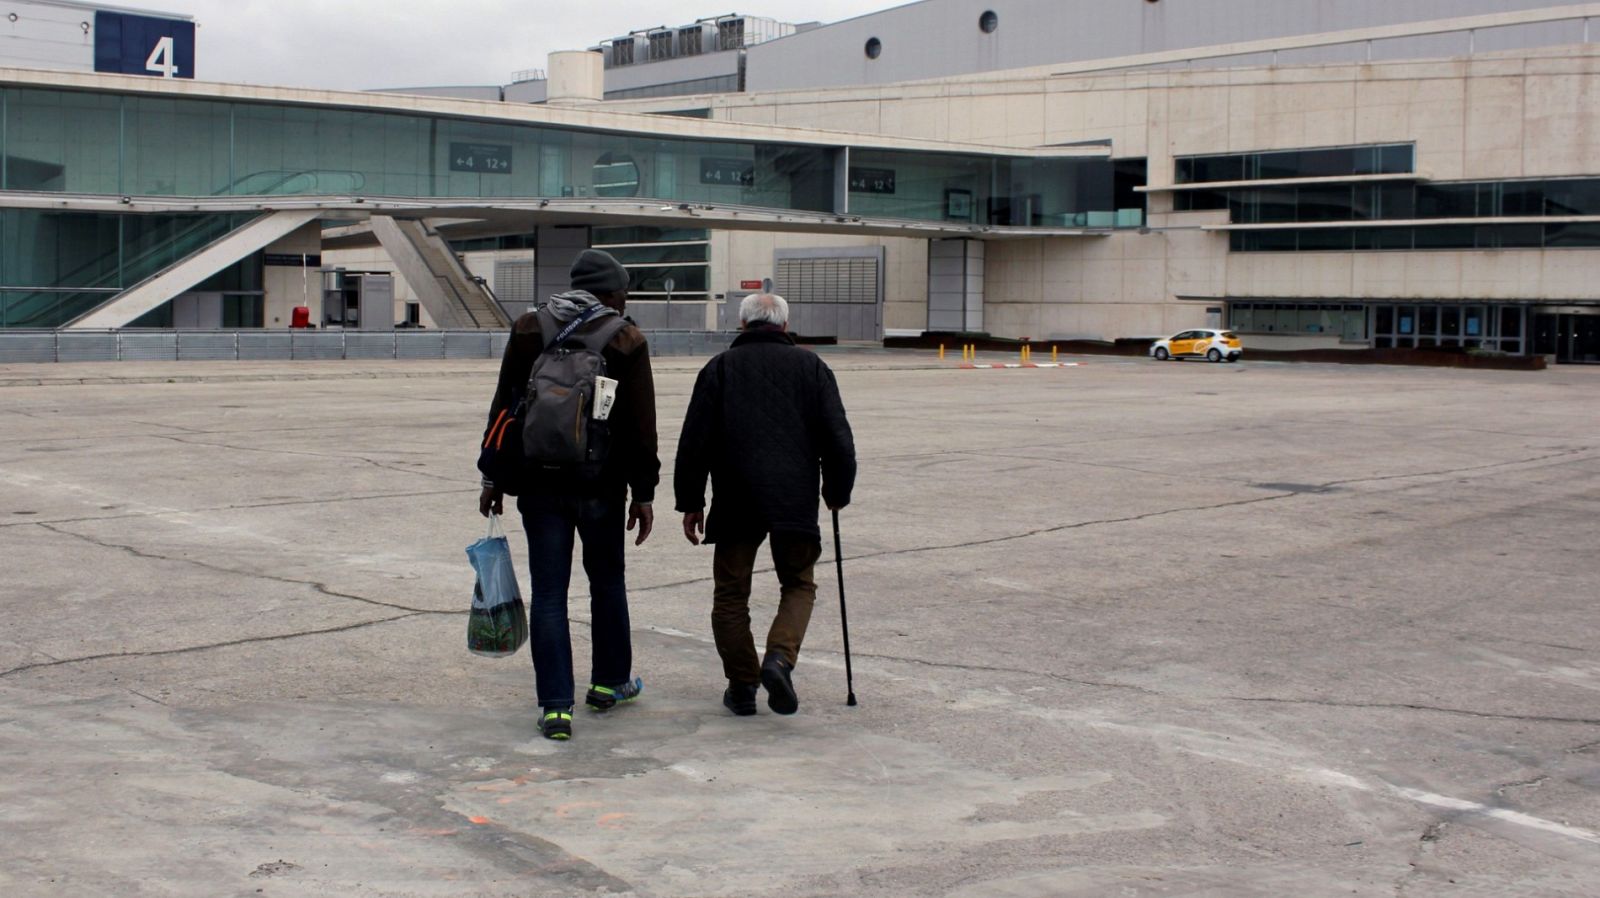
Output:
top-left (93, 11), bottom-right (196, 80)
top-left (145, 36), bottom-right (179, 77)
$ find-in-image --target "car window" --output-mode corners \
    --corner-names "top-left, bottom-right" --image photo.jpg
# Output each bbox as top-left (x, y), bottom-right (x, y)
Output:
top-left (1172, 331), bottom-right (1195, 340)
top-left (1221, 331), bottom-right (1237, 340)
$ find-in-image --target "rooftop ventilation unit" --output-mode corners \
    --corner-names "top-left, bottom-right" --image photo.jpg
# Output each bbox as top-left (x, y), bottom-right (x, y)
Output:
top-left (646, 28), bottom-right (675, 61)
top-left (678, 22), bottom-right (715, 57)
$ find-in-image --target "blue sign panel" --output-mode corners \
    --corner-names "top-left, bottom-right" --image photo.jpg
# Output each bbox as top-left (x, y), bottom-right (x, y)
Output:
top-left (93, 12), bottom-right (196, 79)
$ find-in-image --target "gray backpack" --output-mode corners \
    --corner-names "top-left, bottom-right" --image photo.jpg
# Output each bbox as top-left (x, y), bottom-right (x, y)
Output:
top-left (522, 306), bottom-right (630, 478)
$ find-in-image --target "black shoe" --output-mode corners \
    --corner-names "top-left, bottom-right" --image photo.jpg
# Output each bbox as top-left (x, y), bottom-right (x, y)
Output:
top-left (539, 706), bottom-right (573, 741)
top-left (760, 653), bottom-right (799, 715)
top-left (723, 681), bottom-right (758, 716)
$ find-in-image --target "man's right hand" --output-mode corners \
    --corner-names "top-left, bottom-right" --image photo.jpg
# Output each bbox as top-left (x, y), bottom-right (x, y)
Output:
top-left (682, 510), bottom-right (705, 545)
top-left (478, 487), bottom-right (504, 518)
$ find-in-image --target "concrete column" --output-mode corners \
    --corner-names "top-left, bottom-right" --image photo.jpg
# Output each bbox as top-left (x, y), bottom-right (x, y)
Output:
top-left (546, 50), bottom-right (605, 104)
top-left (534, 225), bottom-right (593, 308)
top-left (927, 238), bottom-right (984, 333)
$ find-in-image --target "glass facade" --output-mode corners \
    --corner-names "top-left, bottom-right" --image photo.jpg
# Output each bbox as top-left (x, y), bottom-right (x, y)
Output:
top-left (1179, 177), bottom-right (1600, 222)
top-left (1369, 303), bottom-right (1524, 353)
top-left (1175, 143), bottom-right (1413, 184)
top-left (1228, 302), bottom-right (1369, 342)
top-left (0, 85), bottom-right (1119, 227)
top-left (1229, 223), bottom-right (1600, 252)
top-left (592, 226), bottom-right (709, 299)
top-left (844, 151), bottom-right (1142, 227)
top-left (0, 209), bottom-right (258, 327)
top-left (1176, 173), bottom-right (1600, 252)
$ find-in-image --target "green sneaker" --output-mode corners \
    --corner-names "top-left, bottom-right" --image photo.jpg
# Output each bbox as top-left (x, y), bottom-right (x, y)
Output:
top-left (539, 707), bottom-right (573, 740)
top-left (585, 677), bottom-right (643, 711)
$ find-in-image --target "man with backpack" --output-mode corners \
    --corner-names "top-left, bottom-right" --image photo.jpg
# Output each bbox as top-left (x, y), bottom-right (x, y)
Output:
top-left (478, 249), bottom-right (659, 741)
top-left (674, 293), bottom-right (856, 717)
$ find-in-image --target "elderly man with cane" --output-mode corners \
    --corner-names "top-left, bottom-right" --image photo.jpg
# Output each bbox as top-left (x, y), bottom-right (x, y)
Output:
top-left (674, 293), bottom-right (857, 715)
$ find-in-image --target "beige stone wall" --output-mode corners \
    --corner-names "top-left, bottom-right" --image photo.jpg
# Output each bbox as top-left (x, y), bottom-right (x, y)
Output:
top-left (691, 45), bottom-right (1600, 338)
top-left (711, 231), bottom-right (930, 332)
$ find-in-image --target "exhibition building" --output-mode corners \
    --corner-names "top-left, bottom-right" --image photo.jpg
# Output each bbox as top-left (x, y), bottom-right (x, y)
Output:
top-left (2, 0), bottom-right (1599, 363)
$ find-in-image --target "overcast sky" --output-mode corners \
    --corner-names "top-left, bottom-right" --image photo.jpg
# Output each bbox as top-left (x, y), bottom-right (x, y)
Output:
top-left (153, 1), bottom-right (901, 91)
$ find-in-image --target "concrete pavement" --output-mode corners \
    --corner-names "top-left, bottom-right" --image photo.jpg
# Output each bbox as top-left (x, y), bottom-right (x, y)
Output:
top-left (2, 351), bottom-right (1598, 896)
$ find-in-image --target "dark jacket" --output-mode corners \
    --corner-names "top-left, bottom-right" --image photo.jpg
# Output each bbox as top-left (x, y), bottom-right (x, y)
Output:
top-left (674, 328), bottom-right (856, 543)
top-left (484, 310), bottom-right (660, 503)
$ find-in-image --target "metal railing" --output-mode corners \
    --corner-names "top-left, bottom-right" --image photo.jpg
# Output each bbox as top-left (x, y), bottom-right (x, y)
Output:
top-left (0, 329), bottom-right (735, 364)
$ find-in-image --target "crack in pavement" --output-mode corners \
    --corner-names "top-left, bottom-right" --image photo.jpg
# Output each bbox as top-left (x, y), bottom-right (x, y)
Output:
top-left (1224, 695), bottom-right (1600, 727)
top-left (0, 486), bottom-right (471, 530)
top-left (0, 612), bottom-right (422, 679)
top-left (36, 522), bottom-right (449, 615)
top-left (145, 432), bottom-right (475, 486)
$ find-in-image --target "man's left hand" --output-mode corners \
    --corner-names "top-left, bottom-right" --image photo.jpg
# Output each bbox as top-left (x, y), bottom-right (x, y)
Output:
top-left (627, 502), bottom-right (654, 545)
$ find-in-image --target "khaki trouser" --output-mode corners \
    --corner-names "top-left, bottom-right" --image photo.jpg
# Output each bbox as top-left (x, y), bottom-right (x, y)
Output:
top-left (711, 534), bottom-right (823, 684)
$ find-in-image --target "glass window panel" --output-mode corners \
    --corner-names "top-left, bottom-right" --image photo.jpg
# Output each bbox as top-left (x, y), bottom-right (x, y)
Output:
top-left (1440, 307), bottom-right (1461, 338)
top-left (1354, 227), bottom-right (1414, 250)
top-left (1296, 148), bottom-right (1351, 178)
top-left (1501, 180), bottom-right (1545, 216)
top-left (1375, 305), bottom-right (1394, 335)
top-left (1342, 308), bottom-right (1367, 342)
top-left (1416, 185), bottom-right (1478, 218)
top-left (1175, 158), bottom-right (1194, 184)
top-left (1542, 179), bottom-right (1600, 216)
top-left (624, 264), bottom-right (707, 293)
top-left (1255, 150), bottom-right (1301, 180)
top-left (5, 89), bottom-right (121, 193)
top-left (1375, 335), bottom-right (1394, 349)
top-left (124, 97), bottom-right (233, 196)
top-left (604, 243), bottom-right (709, 264)
top-left (1, 209), bottom-right (121, 289)
top-left (1379, 184), bottom-right (1416, 219)
top-left (1419, 305), bottom-right (1438, 336)
top-left (1254, 188), bottom-right (1297, 223)
top-left (1500, 306), bottom-right (1522, 338)
top-left (1412, 225), bottom-right (1474, 249)
top-left (1544, 222), bottom-right (1600, 247)
top-left (1500, 340), bottom-right (1520, 355)
top-left (1296, 186), bottom-right (1353, 222)
top-left (1189, 154), bottom-right (1244, 183)
top-left (1296, 227), bottom-right (1353, 251)
top-left (1462, 307), bottom-right (1485, 339)
top-left (1398, 307), bottom-right (1417, 335)
top-left (1379, 144), bottom-right (1414, 174)
top-left (1298, 306), bottom-right (1329, 333)
top-left (1351, 185), bottom-right (1380, 220)
top-left (1478, 224), bottom-right (1543, 249)
top-left (1230, 303), bottom-right (1254, 331)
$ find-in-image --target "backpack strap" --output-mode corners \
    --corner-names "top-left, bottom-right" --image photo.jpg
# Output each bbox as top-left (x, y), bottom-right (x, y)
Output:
top-left (538, 304), bottom-right (621, 352)
top-left (575, 314), bottom-right (630, 355)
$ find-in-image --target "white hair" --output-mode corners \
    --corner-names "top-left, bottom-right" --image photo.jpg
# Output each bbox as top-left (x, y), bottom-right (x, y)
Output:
top-left (739, 293), bottom-right (789, 328)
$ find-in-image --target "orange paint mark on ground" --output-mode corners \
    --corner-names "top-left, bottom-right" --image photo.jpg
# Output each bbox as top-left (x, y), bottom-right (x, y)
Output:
top-left (468, 816), bottom-right (491, 825)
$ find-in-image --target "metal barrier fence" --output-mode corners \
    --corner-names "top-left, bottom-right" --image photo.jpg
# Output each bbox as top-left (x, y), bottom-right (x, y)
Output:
top-left (0, 329), bottom-right (736, 364)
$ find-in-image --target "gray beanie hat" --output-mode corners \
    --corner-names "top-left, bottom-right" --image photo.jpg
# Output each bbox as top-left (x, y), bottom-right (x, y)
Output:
top-left (569, 249), bottom-right (630, 295)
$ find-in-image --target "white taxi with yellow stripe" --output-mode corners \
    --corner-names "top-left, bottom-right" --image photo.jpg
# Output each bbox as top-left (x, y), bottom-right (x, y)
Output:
top-left (1150, 328), bottom-right (1243, 363)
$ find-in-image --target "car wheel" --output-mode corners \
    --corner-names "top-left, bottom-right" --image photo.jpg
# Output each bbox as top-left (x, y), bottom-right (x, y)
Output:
top-left (1207, 348), bottom-right (1222, 363)
top-left (1154, 347), bottom-right (1170, 361)
top-left (1226, 356), bottom-right (1239, 363)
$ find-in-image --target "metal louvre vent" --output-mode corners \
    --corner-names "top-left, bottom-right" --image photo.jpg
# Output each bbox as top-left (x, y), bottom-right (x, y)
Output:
top-left (494, 260), bottom-right (538, 307)
top-left (774, 257), bottom-right (879, 305)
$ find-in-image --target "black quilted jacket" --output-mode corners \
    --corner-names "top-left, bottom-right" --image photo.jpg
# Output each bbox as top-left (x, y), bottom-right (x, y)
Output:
top-left (674, 328), bottom-right (856, 543)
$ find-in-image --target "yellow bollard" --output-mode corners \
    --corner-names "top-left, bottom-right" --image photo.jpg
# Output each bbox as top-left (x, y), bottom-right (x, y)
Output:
top-left (1052, 345), bottom-right (1059, 363)
top-left (939, 343), bottom-right (946, 360)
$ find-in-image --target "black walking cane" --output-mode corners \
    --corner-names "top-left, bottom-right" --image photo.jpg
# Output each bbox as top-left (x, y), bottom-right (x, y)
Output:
top-left (832, 509), bottom-right (858, 707)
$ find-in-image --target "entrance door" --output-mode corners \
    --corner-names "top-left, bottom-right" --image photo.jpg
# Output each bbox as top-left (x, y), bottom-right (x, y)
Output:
top-left (1534, 311), bottom-right (1600, 363)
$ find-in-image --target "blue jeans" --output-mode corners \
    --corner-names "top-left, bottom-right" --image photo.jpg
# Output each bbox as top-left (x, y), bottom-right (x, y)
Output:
top-left (517, 492), bottom-right (632, 709)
